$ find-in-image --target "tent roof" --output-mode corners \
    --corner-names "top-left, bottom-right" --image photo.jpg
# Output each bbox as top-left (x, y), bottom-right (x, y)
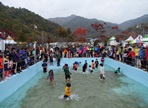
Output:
top-left (125, 36), bottom-right (134, 41)
top-left (131, 38), bottom-right (143, 44)
top-left (141, 35), bottom-right (148, 42)
top-left (4, 35), bottom-right (17, 44)
top-left (6, 36), bottom-right (13, 40)
top-left (136, 35), bottom-right (143, 40)
top-left (109, 40), bottom-right (118, 45)
top-left (109, 36), bottom-right (115, 41)
top-left (144, 34), bottom-right (148, 38)
top-left (4, 40), bottom-right (17, 44)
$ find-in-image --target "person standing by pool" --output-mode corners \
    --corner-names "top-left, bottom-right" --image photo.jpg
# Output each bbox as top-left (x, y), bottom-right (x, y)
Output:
top-left (99, 63), bottom-right (105, 80)
top-left (63, 64), bottom-right (71, 82)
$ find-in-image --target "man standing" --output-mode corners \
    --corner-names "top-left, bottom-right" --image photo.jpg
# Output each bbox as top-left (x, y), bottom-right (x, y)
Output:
top-left (57, 52), bottom-right (61, 66)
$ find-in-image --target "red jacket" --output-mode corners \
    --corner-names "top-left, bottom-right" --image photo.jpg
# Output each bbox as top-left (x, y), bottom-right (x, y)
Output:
top-left (127, 50), bottom-right (135, 58)
top-left (73, 64), bottom-right (77, 69)
top-left (146, 49), bottom-right (148, 61)
top-left (0, 57), bottom-right (3, 69)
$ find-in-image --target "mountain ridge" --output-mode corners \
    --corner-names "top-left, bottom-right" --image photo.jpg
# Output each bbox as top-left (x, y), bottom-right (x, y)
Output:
top-left (49, 14), bottom-right (121, 38)
top-left (49, 14), bottom-right (148, 30)
top-left (119, 14), bottom-right (148, 30)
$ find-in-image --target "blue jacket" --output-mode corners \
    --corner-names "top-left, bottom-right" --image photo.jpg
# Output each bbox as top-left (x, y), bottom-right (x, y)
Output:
top-left (139, 46), bottom-right (145, 59)
top-left (20, 50), bottom-right (27, 59)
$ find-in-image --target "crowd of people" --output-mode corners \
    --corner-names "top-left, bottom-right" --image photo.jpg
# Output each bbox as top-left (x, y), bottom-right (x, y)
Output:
top-left (0, 42), bottom-right (148, 81)
top-left (61, 43), bottom-right (148, 71)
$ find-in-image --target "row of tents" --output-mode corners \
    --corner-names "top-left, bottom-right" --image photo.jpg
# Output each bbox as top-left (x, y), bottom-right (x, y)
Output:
top-left (2, 34), bottom-right (148, 46)
top-left (3, 36), bottom-right (17, 44)
top-left (109, 34), bottom-right (148, 46)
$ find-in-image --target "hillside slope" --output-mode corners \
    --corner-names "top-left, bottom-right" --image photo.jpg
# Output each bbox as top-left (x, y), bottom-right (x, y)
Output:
top-left (0, 2), bottom-right (60, 42)
top-left (119, 14), bottom-right (148, 30)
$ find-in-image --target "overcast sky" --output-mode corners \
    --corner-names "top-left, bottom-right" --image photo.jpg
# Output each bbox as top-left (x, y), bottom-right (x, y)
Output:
top-left (1, 0), bottom-right (148, 24)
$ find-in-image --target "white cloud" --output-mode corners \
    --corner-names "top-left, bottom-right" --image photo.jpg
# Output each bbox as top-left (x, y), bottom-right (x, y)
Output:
top-left (1, 0), bottom-right (148, 24)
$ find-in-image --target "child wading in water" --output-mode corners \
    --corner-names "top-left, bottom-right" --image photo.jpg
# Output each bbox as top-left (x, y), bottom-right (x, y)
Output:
top-left (42, 61), bottom-right (47, 73)
top-left (82, 60), bottom-right (88, 73)
top-left (64, 83), bottom-right (71, 99)
top-left (47, 70), bottom-right (54, 82)
top-left (88, 65), bottom-right (93, 73)
top-left (114, 67), bottom-right (121, 74)
top-left (95, 58), bottom-right (99, 68)
top-left (99, 63), bottom-right (105, 80)
top-left (63, 64), bottom-right (71, 82)
top-left (91, 60), bottom-right (95, 69)
top-left (73, 63), bottom-right (77, 71)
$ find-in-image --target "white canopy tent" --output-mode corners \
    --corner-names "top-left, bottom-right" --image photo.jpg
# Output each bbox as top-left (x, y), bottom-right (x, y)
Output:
top-left (109, 36), bottom-right (119, 46)
top-left (109, 40), bottom-right (119, 46)
top-left (109, 36), bottom-right (115, 41)
top-left (141, 34), bottom-right (148, 46)
top-left (125, 36), bottom-right (134, 42)
top-left (136, 35), bottom-right (143, 40)
top-left (4, 36), bottom-right (17, 44)
top-left (141, 34), bottom-right (148, 42)
top-left (5, 40), bottom-right (17, 44)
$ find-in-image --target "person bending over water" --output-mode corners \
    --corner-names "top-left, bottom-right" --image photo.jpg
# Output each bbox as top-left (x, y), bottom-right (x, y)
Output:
top-left (74, 61), bottom-right (81, 66)
top-left (114, 67), bottom-right (121, 74)
top-left (88, 65), bottom-right (93, 73)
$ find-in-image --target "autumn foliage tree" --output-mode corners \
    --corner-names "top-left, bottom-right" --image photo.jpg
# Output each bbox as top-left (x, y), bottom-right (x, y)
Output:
top-left (111, 26), bottom-right (119, 34)
top-left (73, 28), bottom-right (87, 42)
top-left (0, 30), bottom-right (17, 40)
top-left (91, 22), bottom-right (107, 43)
top-left (0, 31), bottom-right (8, 40)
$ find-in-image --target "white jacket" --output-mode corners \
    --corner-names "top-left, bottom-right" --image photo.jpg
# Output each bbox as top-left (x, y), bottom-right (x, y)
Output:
top-left (100, 66), bottom-right (105, 74)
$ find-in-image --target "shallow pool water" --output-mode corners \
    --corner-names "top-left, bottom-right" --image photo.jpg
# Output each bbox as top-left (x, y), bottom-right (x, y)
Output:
top-left (0, 65), bottom-right (148, 108)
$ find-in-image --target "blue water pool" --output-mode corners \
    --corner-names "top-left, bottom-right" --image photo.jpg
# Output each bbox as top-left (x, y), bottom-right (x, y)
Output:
top-left (0, 58), bottom-right (148, 108)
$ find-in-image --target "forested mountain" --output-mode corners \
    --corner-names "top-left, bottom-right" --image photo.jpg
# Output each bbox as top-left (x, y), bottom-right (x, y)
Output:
top-left (49, 15), bottom-right (121, 38)
top-left (49, 14), bottom-right (148, 40)
top-left (0, 2), bottom-right (60, 43)
top-left (49, 14), bottom-right (148, 32)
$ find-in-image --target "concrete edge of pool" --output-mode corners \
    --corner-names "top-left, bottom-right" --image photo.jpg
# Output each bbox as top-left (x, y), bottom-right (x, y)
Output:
top-left (0, 57), bottom-right (148, 102)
